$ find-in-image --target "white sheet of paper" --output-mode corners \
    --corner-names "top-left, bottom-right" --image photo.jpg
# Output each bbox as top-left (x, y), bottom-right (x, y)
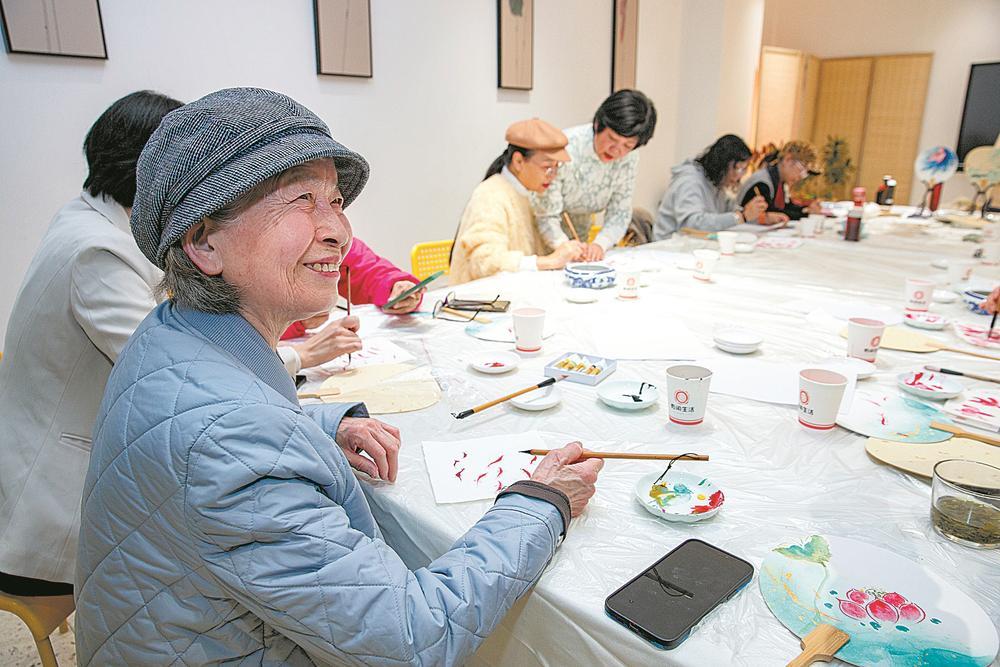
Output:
top-left (591, 300), bottom-right (710, 360)
top-left (318, 337), bottom-right (414, 371)
top-left (422, 433), bottom-right (545, 504)
top-left (699, 358), bottom-right (857, 410)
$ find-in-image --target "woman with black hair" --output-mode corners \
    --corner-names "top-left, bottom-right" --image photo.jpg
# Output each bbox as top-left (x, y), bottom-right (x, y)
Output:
top-left (0, 90), bottom-right (183, 596)
top-left (653, 134), bottom-right (767, 239)
top-left (449, 118), bottom-right (581, 284)
top-left (532, 89), bottom-right (657, 260)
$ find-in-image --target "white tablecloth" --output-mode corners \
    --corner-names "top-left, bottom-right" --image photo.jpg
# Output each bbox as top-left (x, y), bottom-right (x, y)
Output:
top-left (307, 217), bottom-right (1000, 666)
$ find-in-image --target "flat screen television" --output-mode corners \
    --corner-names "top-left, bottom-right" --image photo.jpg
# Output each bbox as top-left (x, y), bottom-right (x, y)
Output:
top-left (957, 61), bottom-right (1000, 165)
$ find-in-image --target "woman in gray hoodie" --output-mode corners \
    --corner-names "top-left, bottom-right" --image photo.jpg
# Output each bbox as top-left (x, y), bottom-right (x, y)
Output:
top-left (653, 134), bottom-right (767, 239)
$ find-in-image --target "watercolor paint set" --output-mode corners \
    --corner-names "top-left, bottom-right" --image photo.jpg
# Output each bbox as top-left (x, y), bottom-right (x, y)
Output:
top-left (544, 352), bottom-right (617, 385)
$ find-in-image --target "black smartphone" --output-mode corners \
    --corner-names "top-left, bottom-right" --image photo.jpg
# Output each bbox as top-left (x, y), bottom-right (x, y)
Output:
top-left (605, 539), bottom-right (754, 650)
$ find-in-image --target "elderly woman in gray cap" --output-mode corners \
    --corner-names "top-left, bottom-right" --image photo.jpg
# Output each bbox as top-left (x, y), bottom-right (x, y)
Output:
top-left (74, 88), bottom-right (601, 666)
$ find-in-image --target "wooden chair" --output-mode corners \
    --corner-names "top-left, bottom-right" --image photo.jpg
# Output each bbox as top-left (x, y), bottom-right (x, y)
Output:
top-left (410, 240), bottom-right (453, 281)
top-left (0, 591), bottom-right (74, 667)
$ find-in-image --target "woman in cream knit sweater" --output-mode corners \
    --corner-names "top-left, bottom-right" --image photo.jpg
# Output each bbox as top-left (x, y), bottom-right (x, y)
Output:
top-left (450, 118), bottom-right (583, 284)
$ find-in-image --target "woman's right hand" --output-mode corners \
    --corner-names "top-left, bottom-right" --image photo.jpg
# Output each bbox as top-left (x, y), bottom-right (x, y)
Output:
top-left (289, 315), bottom-right (362, 369)
top-left (765, 211), bottom-right (790, 225)
top-left (741, 195), bottom-right (767, 223)
top-left (537, 241), bottom-right (584, 270)
top-left (983, 286), bottom-right (1000, 314)
top-left (529, 441), bottom-right (603, 517)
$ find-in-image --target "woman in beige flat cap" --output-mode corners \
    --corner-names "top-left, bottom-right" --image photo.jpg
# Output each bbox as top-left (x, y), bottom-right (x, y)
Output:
top-left (449, 118), bottom-right (583, 284)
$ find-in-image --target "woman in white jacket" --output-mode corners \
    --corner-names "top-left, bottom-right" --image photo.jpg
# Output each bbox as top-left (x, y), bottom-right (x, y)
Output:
top-left (653, 134), bottom-right (767, 239)
top-left (0, 91), bottom-right (182, 596)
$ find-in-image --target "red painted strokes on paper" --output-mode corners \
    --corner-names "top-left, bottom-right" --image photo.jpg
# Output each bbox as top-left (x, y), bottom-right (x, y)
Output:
top-left (454, 468), bottom-right (465, 481)
top-left (453, 452), bottom-right (468, 466)
top-left (475, 472), bottom-right (489, 484)
top-left (529, 455), bottom-right (538, 464)
top-left (496, 467), bottom-right (503, 477)
top-left (496, 480), bottom-right (503, 491)
top-left (521, 468), bottom-right (532, 477)
top-left (487, 455), bottom-right (504, 467)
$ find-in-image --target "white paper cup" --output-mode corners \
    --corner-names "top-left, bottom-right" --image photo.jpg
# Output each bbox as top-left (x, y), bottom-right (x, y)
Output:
top-left (666, 365), bottom-right (713, 426)
top-left (717, 231), bottom-right (737, 256)
top-left (798, 369), bottom-right (847, 430)
top-left (693, 249), bottom-right (720, 282)
top-left (905, 277), bottom-right (934, 312)
top-left (808, 213), bottom-right (825, 234)
top-left (847, 317), bottom-right (885, 362)
top-left (617, 269), bottom-right (640, 299)
top-left (798, 216), bottom-right (817, 237)
top-left (512, 307), bottom-right (545, 353)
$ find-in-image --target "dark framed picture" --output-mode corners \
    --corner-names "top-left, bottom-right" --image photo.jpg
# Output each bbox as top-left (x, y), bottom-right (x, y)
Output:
top-left (612, 0), bottom-right (638, 92)
top-left (0, 0), bottom-right (107, 59)
top-left (313, 0), bottom-right (372, 78)
top-left (497, 0), bottom-right (532, 90)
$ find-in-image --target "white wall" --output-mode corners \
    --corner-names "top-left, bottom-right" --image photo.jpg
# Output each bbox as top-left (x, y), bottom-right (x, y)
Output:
top-left (762, 0), bottom-right (1000, 205)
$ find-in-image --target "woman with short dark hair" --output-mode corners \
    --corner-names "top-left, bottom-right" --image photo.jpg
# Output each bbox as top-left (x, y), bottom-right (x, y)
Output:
top-left (532, 89), bottom-right (658, 260)
top-left (0, 90), bottom-right (182, 596)
top-left (738, 140), bottom-right (821, 222)
top-left (653, 134), bottom-right (767, 239)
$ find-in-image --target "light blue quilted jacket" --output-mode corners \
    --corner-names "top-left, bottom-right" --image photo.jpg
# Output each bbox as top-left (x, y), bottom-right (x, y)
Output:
top-left (75, 303), bottom-right (564, 665)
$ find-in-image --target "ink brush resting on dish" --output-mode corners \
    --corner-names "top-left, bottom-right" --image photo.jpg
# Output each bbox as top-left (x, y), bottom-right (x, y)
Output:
top-left (452, 376), bottom-right (566, 419)
top-left (519, 450), bottom-right (709, 462)
top-left (924, 365), bottom-right (1000, 384)
top-left (345, 265), bottom-right (351, 368)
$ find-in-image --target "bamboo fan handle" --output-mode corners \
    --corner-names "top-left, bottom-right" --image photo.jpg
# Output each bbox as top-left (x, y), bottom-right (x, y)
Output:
top-left (930, 422), bottom-right (1000, 447)
top-left (935, 344), bottom-right (1000, 362)
top-left (786, 624), bottom-right (850, 667)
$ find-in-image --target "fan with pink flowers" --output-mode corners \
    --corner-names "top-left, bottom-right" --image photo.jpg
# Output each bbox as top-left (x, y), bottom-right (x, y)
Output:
top-left (760, 534), bottom-right (998, 666)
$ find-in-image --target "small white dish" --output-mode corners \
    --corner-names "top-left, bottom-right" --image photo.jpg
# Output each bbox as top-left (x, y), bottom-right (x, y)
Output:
top-left (903, 311), bottom-right (949, 330)
top-left (675, 257), bottom-right (696, 271)
top-left (735, 232), bottom-right (758, 244)
top-left (713, 328), bottom-right (762, 355)
top-left (597, 380), bottom-right (659, 411)
top-left (896, 370), bottom-right (962, 401)
top-left (565, 288), bottom-right (598, 304)
top-left (931, 258), bottom-right (949, 269)
top-left (635, 470), bottom-right (724, 523)
top-left (932, 289), bottom-right (958, 304)
top-left (510, 384), bottom-right (561, 411)
top-left (817, 356), bottom-right (877, 379)
top-left (734, 242), bottom-right (755, 253)
top-left (468, 351), bottom-right (519, 375)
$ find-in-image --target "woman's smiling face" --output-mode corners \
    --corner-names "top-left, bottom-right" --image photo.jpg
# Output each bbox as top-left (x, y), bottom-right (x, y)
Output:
top-left (209, 159), bottom-right (353, 330)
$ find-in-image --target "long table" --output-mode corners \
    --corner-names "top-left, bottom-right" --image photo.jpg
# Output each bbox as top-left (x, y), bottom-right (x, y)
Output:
top-left (306, 216), bottom-right (1000, 666)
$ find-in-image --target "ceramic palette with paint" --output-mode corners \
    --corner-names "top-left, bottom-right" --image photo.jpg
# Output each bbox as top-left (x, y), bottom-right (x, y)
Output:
top-left (509, 385), bottom-right (561, 411)
top-left (597, 380), bottom-right (659, 410)
top-left (713, 328), bottom-right (762, 354)
top-left (896, 370), bottom-right (963, 400)
top-left (760, 534), bottom-right (998, 667)
top-left (953, 322), bottom-right (1000, 350)
top-left (468, 351), bottom-right (520, 374)
top-left (903, 312), bottom-right (949, 330)
top-left (634, 470), bottom-right (723, 523)
top-left (836, 391), bottom-right (951, 443)
top-left (866, 437), bottom-right (1000, 479)
top-left (944, 390), bottom-right (1000, 432)
top-left (565, 288), bottom-right (598, 304)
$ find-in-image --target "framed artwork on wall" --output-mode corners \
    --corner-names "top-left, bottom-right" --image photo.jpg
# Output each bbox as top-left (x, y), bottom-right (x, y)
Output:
top-left (612, 0), bottom-right (638, 92)
top-left (497, 0), bottom-right (532, 90)
top-left (0, 0), bottom-right (107, 59)
top-left (314, 0), bottom-right (372, 78)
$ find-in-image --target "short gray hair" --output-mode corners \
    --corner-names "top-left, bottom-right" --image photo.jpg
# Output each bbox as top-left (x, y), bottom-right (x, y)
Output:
top-left (156, 173), bottom-right (282, 313)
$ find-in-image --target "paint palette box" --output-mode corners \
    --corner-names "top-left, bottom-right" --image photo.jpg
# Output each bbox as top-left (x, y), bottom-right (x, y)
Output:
top-left (544, 352), bottom-right (616, 386)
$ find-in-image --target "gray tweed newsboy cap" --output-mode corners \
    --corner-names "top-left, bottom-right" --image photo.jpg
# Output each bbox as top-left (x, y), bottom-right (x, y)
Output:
top-left (131, 87), bottom-right (369, 268)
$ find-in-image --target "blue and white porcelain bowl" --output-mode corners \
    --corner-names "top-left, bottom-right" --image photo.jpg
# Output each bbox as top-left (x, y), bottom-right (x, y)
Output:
top-left (564, 263), bottom-right (616, 289)
top-left (963, 289), bottom-right (991, 315)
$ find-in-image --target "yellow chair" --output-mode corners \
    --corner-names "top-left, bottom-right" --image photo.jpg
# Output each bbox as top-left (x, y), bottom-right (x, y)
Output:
top-left (410, 240), bottom-right (453, 281)
top-left (0, 591), bottom-right (74, 667)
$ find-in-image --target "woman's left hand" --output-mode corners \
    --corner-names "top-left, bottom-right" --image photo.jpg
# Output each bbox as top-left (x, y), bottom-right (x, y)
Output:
top-left (581, 243), bottom-right (605, 262)
top-left (383, 280), bottom-right (423, 314)
top-left (336, 417), bottom-right (401, 482)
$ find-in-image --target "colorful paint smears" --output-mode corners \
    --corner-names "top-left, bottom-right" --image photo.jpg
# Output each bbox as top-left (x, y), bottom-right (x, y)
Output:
top-left (761, 534), bottom-right (998, 666)
top-left (944, 390), bottom-right (1000, 432)
top-left (954, 323), bottom-right (1000, 350)
top-left (837, 392), bottom-right (950, 443)
top-left (637, 471), bottom-right (724, 523)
